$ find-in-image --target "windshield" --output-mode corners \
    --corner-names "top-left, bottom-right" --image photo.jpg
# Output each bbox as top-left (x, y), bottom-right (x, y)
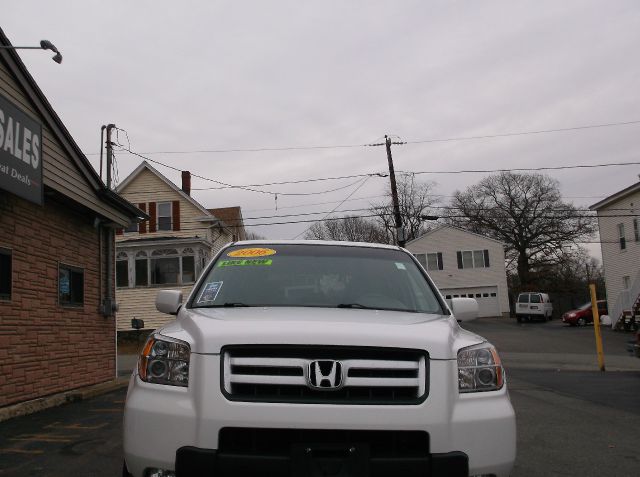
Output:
top-left (191, 244), bottom-right (444, 314)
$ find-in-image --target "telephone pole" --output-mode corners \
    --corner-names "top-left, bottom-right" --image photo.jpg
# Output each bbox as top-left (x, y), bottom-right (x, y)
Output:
top-left (385, 135), bottom-right (405, 247)
top-left (105, 124), bottom-right (116, 190)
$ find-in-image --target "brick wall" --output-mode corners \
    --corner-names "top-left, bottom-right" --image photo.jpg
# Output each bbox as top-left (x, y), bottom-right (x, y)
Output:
top-left (0, 192), bottom-right (116, 408)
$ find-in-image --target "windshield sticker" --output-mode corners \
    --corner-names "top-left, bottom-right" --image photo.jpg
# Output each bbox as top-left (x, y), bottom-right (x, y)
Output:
top-left (227, 247), bottom-right (277, 258)
top-left (218, 259), bottom-right (273, 267)
top-left (395, 262), bottom-right (406, 270)
top-left (197, 281), bottom-right (223, 304)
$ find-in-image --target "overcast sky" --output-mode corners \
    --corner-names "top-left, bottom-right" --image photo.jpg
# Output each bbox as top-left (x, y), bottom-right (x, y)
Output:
top-left (3, 1), bottom-right (640, 258)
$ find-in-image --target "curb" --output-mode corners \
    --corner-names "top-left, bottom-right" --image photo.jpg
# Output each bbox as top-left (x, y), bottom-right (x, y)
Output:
top-left (0, 377), bottom-right (129, 423)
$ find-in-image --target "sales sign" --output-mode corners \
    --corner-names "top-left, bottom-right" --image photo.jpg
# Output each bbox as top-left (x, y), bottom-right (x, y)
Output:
top-left (0, 93), bottom-right (43, 205)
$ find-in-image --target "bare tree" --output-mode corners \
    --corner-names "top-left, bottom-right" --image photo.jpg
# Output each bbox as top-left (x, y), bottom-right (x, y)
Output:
top-left (245, 231), bottom-right (266, 240)
top-left (371, 174), bottom-right (441, 243)
top-left (304, 216), bottom-right (388, 243)
top-left (450, 172), bottom-right (596, 289)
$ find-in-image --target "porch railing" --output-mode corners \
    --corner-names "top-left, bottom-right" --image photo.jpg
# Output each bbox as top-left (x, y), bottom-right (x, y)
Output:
top-left (609, 268), bottom-right (640, 329)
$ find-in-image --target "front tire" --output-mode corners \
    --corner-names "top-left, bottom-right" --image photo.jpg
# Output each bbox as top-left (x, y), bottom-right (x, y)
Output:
top-left (577, 317), bottom-right (586, 327)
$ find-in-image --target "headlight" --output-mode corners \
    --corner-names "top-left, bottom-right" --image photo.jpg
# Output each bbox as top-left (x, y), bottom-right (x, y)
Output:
top-left (457, 343), bottom-right (504, 393)
top-left (138, 333), bottom-right (190, 387)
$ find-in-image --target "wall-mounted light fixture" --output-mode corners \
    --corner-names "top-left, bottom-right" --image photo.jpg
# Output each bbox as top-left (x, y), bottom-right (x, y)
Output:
top-left (0, 39), bottom-right (62, 64)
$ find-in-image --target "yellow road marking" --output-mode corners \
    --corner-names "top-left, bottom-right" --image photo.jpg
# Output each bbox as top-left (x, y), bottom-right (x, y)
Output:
top-left (45, 422), bottom-right (108, 430)
top-left (0, 447), bottom-right (45, 454)
top-left (10, 433), bottom-right (77, 443)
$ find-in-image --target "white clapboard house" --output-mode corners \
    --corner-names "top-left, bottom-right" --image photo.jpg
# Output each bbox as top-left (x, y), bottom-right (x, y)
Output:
top-left (590, 180), bottom-right (640, 329)
top-left (406, 225), bottom-right (510, 318)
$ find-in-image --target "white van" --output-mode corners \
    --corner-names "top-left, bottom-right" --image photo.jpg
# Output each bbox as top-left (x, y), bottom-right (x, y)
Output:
top-left (516, 292), bottom-right (553, 322)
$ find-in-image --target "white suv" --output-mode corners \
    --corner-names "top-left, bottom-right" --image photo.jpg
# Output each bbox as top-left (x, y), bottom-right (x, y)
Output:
top-left (123, 241), bottom-right (516, 477)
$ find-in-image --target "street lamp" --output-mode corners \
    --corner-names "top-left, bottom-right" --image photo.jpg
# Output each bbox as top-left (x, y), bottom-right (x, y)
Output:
top-left (0, 40), bottom-right (63, 64)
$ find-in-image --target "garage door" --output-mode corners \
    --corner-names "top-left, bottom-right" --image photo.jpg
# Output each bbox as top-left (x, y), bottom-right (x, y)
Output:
top-left (441, 286), bottom-right (500, 318)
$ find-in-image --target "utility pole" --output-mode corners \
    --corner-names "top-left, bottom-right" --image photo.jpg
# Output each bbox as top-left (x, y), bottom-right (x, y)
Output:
top-left (102, 124), bottom-right (116, 318)
top-left (385, 135), bottom-right (405, 247)
top-left (105, 124), bottom-right (115, 190)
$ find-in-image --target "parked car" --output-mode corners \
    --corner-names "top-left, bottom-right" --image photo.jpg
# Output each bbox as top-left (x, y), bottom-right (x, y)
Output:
top-left (123, 241), bottom-right (516, 477)
top-left (562, 300), bottom-right (608, 327)
top-left (515, 292), bottom-right (553, 322)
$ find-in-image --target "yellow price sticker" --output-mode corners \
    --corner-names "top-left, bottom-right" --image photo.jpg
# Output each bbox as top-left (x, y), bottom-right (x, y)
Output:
top-left (227, 247), bottom-right (277, 258)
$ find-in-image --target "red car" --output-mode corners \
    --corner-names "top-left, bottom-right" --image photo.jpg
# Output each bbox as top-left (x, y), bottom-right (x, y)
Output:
top-left (562, 300), bottom-right (608, 326)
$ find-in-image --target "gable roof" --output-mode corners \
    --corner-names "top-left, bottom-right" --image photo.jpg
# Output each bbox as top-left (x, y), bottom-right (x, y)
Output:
top-left (0, 27), bottom-right (144, 224)
top-left (406, 224), bottom-right (506, 247)
top-left (117, 161), bottom-right (212, 217)
top-left (589, 181), bottom-right (640, 211)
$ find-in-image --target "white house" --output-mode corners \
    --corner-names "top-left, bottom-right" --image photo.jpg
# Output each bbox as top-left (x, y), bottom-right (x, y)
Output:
top-left (590, 180), bottom-right (640, 329)
top-left (406, 225), bottom-right (510, 318)
top-left (114, 161), bottom-right (245, 331)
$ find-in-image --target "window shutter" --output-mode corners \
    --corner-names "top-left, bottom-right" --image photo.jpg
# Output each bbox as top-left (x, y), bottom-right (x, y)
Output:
top-left (148, 202), bottom-right (157, 233)
top-left (437, 252), bottom-right (443, 270)
top-left (172, 200), bottom-right (181, 231)
top-left (138, 203), bottom-right (147, 234)
top-left (457, 251), bottom-right (463, 269)
top-left (483, 249), bottom-right (490, 267)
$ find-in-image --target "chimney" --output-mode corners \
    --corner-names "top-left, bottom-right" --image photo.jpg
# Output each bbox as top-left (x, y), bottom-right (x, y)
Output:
top-left (181, 171), bottom-right (191, 196)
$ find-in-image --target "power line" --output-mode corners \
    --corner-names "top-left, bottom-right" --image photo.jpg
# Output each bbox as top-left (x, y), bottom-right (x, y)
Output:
top-left (404, 161), bottom-right (640, 176)
top-left (115, 144), bottom-right (383, 197)
top-left (88, 119), bottom-right (640, 156)
top-left (118, 142), bottom-right (640, 192)
top-left (404, 120), bottom-right (640, 145)
top-left (292, 176), bottom-right (372, 239)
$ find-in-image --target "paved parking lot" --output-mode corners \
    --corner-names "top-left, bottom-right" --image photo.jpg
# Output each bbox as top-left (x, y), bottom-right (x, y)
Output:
top-left (0, 388), bottom-right (125, 476)
top-left (1, 317), bottom-right (639, 476)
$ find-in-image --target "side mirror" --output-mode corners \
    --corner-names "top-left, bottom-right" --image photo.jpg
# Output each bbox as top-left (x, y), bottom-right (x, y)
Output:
top-left (450, 297), bottom-right (479, 322)
top-left (156, 290), bottom-right (183, 315)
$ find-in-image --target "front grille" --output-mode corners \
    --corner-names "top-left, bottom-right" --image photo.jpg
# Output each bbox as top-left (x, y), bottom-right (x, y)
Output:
top-left (219, 428), bottom-right (430, 458)
top-left (221, 346), bottom-right (429, 404)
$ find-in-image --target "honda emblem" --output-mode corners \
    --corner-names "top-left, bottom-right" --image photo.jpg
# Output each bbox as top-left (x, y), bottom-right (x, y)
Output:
top-left (307, 360), bottom-right (343, 389)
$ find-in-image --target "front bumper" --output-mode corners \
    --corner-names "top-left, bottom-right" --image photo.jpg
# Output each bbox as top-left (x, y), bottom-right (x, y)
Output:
top-left (175, 444), bottom-right (469, 477)
top-left (124, 354), bottom-right (516, 477)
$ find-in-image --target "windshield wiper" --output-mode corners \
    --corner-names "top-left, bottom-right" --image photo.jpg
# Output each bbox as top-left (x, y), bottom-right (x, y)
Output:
top-left (337, 303), bottom-right (375, 309)
top-left (197, 302), bottom-right (252, 308)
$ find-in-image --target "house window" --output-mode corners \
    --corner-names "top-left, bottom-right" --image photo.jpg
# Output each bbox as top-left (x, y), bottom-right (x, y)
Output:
top-left (116, 252), bottom-right (129, 287)
top-left (634, 218), bottom-right (639, 242)
top-left (135, 251), bottom-right (149, 286)
top-left (457, 250), bottom-right (489, 269)
top-left (151, 249), bottom-right (180, 285)
top-left (618, 223), bottom-right (626, 250)
top-left (182, 248), bottom-right (195, 283)
top-left (158, 202), bottom-right (172, 231)
top-left (413, 252), bottom-right (443, 271)
top-left (623, 276), bottom-right (631, 290)
top-left (124, 247), bottom-right (203, 288)
top-left (0, 248), bottom-right (11, 300)
top-left (59, 264), bottom-right (84, 307)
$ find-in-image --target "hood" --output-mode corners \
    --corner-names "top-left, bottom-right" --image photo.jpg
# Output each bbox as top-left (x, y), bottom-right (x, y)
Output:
top-left (158, 306), bottom-right (485, 359)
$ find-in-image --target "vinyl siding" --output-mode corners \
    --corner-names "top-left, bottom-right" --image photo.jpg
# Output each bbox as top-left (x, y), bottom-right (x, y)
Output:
top-left (116, 285), bottom-right (193, 331)
top-left (596, 189), bottom-right (640, 313)
top-left (407, 227), bottom-right (510, 316)
top-left (115, 167), bottom-right (234, 330)
top-left (117, 168), bottom-right (210, 240)
top-left (0, 61), bottom-right (130, 225)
